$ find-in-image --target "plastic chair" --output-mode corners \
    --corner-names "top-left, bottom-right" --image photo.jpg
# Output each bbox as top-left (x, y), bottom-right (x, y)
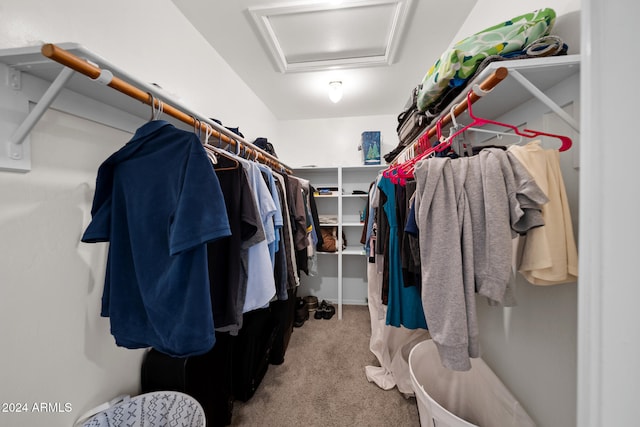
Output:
top-left (75, 391), bottom-right (206, 427)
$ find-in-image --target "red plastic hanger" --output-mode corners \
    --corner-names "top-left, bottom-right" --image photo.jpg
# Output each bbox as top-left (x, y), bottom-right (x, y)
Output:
top-left (382, 88), bottom-right (572, 185)
top-left (382, 118), bottom-right (448, 184)
top-left (442, 91), bottom-right (572, 152)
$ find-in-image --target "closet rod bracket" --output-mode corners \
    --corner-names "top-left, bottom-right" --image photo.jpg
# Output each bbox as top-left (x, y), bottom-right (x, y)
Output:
top-left (7, 67), bottom-right (21, 90)
top-left (510, 69), bottom-right (580, 133)
top-left (2, 66), bottom-right (75, 172)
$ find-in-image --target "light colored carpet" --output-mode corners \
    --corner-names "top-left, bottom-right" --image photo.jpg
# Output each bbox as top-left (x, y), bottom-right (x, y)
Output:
top-left (230, 304), bottom-right (420, 426)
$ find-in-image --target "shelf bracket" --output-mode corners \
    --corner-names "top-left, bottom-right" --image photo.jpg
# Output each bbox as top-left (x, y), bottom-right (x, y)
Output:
top-left (510, 69), bottom-right (580, 133)
top-left (7, 66), bottom-right (21, 90)
top-left (1, 66), bottom-right (75, 172)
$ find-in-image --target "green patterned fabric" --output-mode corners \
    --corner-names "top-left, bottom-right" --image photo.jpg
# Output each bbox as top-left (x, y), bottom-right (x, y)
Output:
top-left (417, 8), bottom-right (556, 112)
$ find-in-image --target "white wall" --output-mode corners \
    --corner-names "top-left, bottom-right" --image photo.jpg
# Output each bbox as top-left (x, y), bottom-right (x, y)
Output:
top-left (0, 1), bottom-right (279, 426)
top-left (0, 109), bottom-right (141, 427)
top-left (578, 1), bottom-right (640, 426)
top-left (474, 73), bottom-right (580, 427)
top-left (277, 114), bottom-right (397, 168)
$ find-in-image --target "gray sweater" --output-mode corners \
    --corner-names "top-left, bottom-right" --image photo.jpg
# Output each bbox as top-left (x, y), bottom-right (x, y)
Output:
top-left (413, 148), bottom-right (547, 371)
top-left (414, 156), bottom-right (478, 371)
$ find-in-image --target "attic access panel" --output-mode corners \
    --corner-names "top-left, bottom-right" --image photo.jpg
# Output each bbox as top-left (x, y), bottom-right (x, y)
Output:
top-left (248, 0), bottom-right (413, 73)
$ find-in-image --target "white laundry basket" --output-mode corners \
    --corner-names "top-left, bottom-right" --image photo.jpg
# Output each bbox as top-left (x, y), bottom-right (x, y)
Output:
top-left (408, 340), bottom-right (536, 427)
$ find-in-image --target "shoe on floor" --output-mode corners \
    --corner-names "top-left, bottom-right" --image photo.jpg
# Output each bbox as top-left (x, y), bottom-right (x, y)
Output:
top-left (322, 302), bottom-right (336, 320)
top-left (314, 300), bottom-right (335, 320)
top-left (314, 300), bottom-right (327, 319)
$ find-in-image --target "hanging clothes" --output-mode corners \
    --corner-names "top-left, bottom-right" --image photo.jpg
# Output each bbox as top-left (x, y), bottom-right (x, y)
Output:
top-left (81, 120), bottom-right (231, 357)
top-left (271, 176), bottom-right (291, 299)
top-left (413, 148), bottom-right (547, 371)
top-left (467, 148), bottom-right (548, 305)
top-left (257, 164), bottom-right (283, 268)
top-left (272, 171), bottom-right (300, 290)
top-left (286, 175), bottom-right (310, 277)
top-left (366, 175), bottom-right (430, 395)
top-left (241, 160), bottom-right (277, 313)
top-left (508, 141), bottom-right (579, 285)
top-left (377, 176), bottom-right (428, 330)
top-left (257, 163), bottom-right (288, 300)
top-left (402, 182), bottom-right (422, 290)
top-left (376, 177), bottom-right (391, 305)
top-left (298, 178), bottom-right (319, 277)
top-left (414, 156), bottom-right (478, 371)
top-left (208, 155), bottom-right (262, 336)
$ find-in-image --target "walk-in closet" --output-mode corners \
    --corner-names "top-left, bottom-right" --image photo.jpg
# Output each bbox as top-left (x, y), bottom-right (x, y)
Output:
top-left (0, 1), bottom-right (637, 426)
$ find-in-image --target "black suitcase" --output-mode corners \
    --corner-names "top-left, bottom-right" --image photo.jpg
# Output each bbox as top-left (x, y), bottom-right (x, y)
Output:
top-left (141, 332), bottom-right (234, 427)
top-left (396, 84), bottom-right (428, 147)
top-left (397, 109), bottom-right (428, 147)
top-left (232, 307), bottom-right (278, 402)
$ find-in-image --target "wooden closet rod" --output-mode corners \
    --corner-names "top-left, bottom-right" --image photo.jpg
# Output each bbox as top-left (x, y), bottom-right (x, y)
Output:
top-left (391, 66), bottom-right (509, 165)
top-left (40, 43), bottom-right (292, 174)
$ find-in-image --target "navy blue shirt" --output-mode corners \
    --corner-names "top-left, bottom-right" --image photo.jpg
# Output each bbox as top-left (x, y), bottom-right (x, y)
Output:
top-left (82, 120), bottom-right (231, 357)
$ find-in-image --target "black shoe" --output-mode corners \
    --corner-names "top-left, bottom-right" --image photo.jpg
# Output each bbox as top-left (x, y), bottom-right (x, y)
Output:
top-left (314, 300), bottom-right (327, 319)
top-left (322, 302), bottom-right (335, 320)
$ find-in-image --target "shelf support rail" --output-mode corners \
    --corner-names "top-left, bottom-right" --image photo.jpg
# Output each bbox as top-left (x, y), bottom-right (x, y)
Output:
top-left (39, 43), bottom-right (292, 174)
top-left (7, 66), bottom-right (75, 160)
top-left (510, 69), bottom-right (580, 133)
top-left (1, 65), bottom-right (76, 172)
top-left (2, 42), bottom-right (293, 174)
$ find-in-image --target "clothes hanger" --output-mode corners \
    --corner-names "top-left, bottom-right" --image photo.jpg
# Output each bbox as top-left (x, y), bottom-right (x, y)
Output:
top-left (382, 117), bottom-right (446, 184)
top-left (439, 90), bottom-right (572, 153)
top-left (201, 122), bottom-right (218, 165)
top-left (448, 103), bottom-right (523, 147)
top-left (190, 116), bottom-right (238, 171)
top-left (383, 111), bottom-right (447, 184)
top-left (201, 123), bottom-right (240, 172)
top-left (208, 145), bottom-right (240, 172)
top-left (147, 92), bottom-right (163, 121)
top-left (464, 127), bottom-right (524, 142)
top-left (383, 85), bottom-right (573, 183)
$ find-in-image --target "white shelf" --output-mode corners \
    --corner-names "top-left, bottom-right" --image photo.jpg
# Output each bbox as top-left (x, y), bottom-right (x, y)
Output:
top-left (297, 165), bottom-right (382, 319)
top-left (394, 55), bottom-right (581, 164)
top-left (464, 54), bottom-right (580, 133)
top-left (342, 247), bottom-right (367, 256)
top-left (297, 164), bottom-right (382, 172)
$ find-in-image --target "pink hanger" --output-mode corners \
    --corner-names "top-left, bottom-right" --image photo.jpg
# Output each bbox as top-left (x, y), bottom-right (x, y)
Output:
top-left (381, 86), bottom-right (572, 185)
top-left (382, 117), bottom-right (451, 184)
top-left (442, 91), bottom-right (572, 152)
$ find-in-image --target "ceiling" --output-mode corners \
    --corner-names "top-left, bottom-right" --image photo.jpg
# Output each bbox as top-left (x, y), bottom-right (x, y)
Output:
top-left (171, 0), bottom-right (478, 120)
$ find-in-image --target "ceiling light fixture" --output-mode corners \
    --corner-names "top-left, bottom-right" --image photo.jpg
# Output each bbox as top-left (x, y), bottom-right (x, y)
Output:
top-left (328, 81), bottom-right (343, 103)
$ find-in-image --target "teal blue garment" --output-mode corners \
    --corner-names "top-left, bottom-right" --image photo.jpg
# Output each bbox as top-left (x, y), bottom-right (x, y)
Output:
top-left (378, 177), bottom-right (427, 329)
top-left (82, 120), bottom-right (231, 357)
